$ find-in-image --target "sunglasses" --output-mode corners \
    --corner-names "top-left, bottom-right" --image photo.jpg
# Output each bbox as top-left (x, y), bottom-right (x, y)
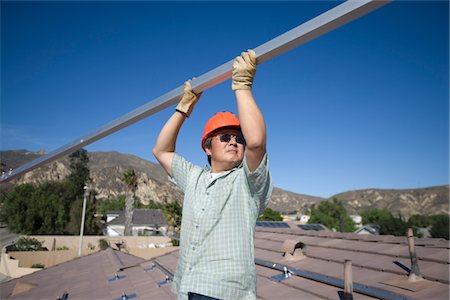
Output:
top-left (215, 133), bottom-right (246, 145)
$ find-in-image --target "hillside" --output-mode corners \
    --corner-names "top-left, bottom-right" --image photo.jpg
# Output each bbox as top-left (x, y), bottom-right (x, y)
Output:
top-left (332, 186), bottom-right (449, 217)
top-left (0, 150), bottom-right (321, 211)
top-left (1, 150), bottom-right (448, 217)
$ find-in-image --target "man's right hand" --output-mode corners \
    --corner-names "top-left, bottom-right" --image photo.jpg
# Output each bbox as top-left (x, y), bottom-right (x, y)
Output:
top-left (176, 80), bottom-right (202, 118)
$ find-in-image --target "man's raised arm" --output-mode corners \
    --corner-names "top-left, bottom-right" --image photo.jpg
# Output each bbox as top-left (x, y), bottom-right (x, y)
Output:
top-left (232, 50), bottom-right (267, 172)
top-left (152, 81), bottom-right (201, 176)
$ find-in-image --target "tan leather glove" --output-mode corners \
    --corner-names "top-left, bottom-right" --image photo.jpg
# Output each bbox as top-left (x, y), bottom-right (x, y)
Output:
top-left (176, 80), bottom-right (202, 117)
top-left (232, 49), bottom-right (257, 90)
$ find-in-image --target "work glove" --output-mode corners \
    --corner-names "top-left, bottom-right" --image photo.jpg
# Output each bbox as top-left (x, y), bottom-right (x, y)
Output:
top-left (176, 80), bottom-right (202, 118)
top-left (232, 49), bottom-right (257, 90)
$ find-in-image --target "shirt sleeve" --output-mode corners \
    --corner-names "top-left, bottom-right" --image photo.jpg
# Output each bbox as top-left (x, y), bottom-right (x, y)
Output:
top-left (243, 153), bottom-right (273, 213)
top-left (170, 153), bottom-right (198, 193)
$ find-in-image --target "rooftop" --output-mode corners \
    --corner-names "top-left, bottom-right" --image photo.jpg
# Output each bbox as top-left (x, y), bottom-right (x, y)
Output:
top-left (107, 209), bottom-right (167, 227)
top-left (1, 226), bottom-right (448, 299)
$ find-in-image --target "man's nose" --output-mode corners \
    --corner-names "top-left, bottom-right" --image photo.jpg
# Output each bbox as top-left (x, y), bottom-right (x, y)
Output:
top-left (229, 135), bottom-right (238, 144)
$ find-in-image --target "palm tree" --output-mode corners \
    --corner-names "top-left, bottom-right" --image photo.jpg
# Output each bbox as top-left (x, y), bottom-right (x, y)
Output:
top-left (162, 199), bottom-right (182, 245)
top-left (122, 169), bottom-right (138, 236)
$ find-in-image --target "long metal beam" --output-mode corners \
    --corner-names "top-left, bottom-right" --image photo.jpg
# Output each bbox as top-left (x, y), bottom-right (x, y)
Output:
top-left (255, 258), bottom-right (408, 300)
top-left (0, 0), bottom-right (390, 183)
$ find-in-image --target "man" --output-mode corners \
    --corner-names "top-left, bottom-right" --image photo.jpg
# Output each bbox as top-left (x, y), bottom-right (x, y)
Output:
top-left (153, 50), bottom-right (272, 300)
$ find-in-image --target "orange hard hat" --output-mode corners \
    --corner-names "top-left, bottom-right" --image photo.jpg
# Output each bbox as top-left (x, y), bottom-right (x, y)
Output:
top-left (201, 112), bottom-right (241, 151)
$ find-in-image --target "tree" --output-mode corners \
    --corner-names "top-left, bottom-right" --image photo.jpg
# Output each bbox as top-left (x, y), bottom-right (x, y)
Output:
top-left (380, 214), bottom-right (409, 236)
top-left (97, 195), bottom-right (126, 215)
top-left (146, 200), bottom-right (164, 209)
top-left (63, 149), bottom-right (97, 234)
top-left (258, 208), bottom-right (283, 221)
top-left (360, 208), bottom-right (392, 225)
top-left (162, 199), bottom-right (182, 240)
top-left (31, 182), bottom-right (66, 234)
top-left (429, 214), bottom-right (449, 240)
top-left (1, 184), bottom-right (37, 234)
top-left (0, 183), bottom-right (66, 234)
top-left (0, 149), bottom-right (101, 236)
top-left (408, 214), bottom-right (433, 228)
top-left (66, 149), bottom-right (90, 198)
top-left (308, 198), bottom-right (356, 232)
top-left (122, 169), bottom-right (138, 236)
top-left (360, 208), bottom-right (408, 236)
top-left (65, 190), bottom-right (101, 235)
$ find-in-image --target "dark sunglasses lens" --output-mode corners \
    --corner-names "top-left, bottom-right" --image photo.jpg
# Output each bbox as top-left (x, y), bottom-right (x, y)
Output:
top-left (219, 134), bottom-right (231, 143)
top-left (219, 134), bottom-right (245, 145)
top-left (236, 136), bottom-right (246, 145)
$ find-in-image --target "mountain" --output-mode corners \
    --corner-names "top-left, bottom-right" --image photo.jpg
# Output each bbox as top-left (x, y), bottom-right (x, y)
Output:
top-left (1, 150), bottom-right (448, 217)
top-left (269, 187), bottom-right (322, 213)
top-left (331, 186), bottom-right (449, 217)
top-left (0, 150), bottom-right (183, 206)
top-left (0, 150), bottom-right (321, 211)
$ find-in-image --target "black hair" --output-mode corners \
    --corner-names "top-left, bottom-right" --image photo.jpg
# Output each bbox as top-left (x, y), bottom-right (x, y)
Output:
top-left (203, 137), bottom-right (212, 165)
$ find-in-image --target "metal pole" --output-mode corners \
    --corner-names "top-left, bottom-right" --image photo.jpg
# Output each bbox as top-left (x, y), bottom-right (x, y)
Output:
top-left (0, 0), bottom-right (390, 183)
top-left (407, 228), bottom-right (423, 281)
top-left (344, 260), bottom-right (354, 299)
top-left (78, 186), bottom-right (89, 257)
top-left (255, 258), bottom-right (408, 300)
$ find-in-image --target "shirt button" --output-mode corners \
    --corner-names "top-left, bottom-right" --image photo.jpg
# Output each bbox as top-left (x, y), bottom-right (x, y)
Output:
top-left (195, 225), bottom-right (199, 229)
top-left (201, 208), bottom-right (205, 211)
top-left (189, 267), bottom-right (192, 271)
top-left (192, 246), bottom-right (196, 251)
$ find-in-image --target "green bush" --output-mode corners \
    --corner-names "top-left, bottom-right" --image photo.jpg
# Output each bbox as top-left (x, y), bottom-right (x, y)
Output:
top-left (31, 263), bottom-right (45, 268)
top-left (7, 237), bottom-right (47, 251)
top-left (258, 208), bottom-right (283, 221)
top-left (98, 238), bottom-right (110, 250)
top-left (309, 198), bottom-right (356, 232)
top-left (429, 214), bottom-right (449, 240)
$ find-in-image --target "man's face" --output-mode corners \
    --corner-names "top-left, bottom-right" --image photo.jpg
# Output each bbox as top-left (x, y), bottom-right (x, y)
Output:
top-left (206, 128), bottom-right (246, 171)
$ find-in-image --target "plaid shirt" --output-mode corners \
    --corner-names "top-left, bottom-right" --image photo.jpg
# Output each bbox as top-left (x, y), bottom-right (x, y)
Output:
top-left (170, 153), bottom-right (272, 300)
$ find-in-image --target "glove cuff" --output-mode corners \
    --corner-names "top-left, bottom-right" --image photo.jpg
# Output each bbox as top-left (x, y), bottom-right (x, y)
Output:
top-left (176, 91), bottom-right (199, 118)
top-left (232, 83), bottom-right (252, 91)
top-left (176, 107), bottom-right (193, 118)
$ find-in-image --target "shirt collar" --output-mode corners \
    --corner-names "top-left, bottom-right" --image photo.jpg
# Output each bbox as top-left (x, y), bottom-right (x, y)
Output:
top-left (203, 160), bottom-right (243, 175)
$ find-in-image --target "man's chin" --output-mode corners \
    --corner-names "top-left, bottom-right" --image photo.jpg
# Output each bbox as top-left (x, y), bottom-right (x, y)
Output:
top-left (230, 159), bottom-right (243, 168)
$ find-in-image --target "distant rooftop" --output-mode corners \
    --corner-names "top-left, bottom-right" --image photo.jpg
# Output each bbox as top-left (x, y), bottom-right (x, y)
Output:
top-left (107, 209), bottom-right (167, 226)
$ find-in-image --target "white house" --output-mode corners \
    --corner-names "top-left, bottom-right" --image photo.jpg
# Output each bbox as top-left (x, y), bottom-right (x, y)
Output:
top-left (104, 209), bottom-right (168, 237)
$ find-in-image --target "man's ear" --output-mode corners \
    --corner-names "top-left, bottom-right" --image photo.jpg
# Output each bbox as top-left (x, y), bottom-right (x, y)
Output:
top-left (205, 147), bottom-right (212, 156)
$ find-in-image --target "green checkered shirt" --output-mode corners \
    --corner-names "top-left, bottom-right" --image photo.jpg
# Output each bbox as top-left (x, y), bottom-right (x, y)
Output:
top-left (170, 153), bottom-right (272, 300)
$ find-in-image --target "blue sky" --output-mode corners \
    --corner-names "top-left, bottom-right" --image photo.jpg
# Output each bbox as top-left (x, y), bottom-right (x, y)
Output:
top-left (1, 1), bottom-right (448, 198)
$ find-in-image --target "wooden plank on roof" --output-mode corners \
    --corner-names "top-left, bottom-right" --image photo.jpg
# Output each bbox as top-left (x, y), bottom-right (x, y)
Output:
top-left (380, 275), bottom-right (441, 292)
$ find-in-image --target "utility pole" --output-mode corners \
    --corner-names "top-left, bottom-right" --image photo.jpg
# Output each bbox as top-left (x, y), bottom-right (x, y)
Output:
top-left (78, 186), bottom-right (89, 257)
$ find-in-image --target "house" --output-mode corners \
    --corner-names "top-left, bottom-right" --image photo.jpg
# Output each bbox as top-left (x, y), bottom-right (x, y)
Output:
top-left (104, 209), bottom-right (168, 237)
top-left (354, 224), bottom-right (381, 235)
top-left (1, 224), bottom-right (448, 299)
top-left (350, 214), bottom-right (363, 228)
top-left (298, 214), bottom-right (310, 224)
top-left (282, 214), bottom-right (310, 224)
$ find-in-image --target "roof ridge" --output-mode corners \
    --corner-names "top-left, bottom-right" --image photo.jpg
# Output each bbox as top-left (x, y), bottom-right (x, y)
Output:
top-left (105, 248), bottom-right (128, 271)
